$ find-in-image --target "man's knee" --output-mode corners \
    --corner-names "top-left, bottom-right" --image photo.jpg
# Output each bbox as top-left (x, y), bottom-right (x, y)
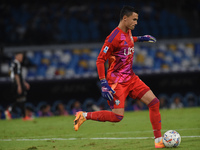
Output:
top-left (148, 98), bottom-right (160, 109)
top-left (111, 114), bottom-right (124, 122)
top-left (111, 108), bottom-right (124, 122)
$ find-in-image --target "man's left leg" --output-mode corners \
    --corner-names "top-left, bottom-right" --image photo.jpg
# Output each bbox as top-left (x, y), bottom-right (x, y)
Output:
top-left (74, 109), bottom-right (124, 131)
top-left (74, 83), bottom-right (126, 131)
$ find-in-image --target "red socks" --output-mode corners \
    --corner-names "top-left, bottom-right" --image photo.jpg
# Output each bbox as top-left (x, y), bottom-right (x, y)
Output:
top-left (148, 98), bottom-right (162, 138)
top-left (85, 98), bottom-right (161, 139)
top-left (86, 110), bottom-right (123, 122)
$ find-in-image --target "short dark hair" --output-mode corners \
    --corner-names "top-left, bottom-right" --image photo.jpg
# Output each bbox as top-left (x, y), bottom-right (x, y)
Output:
top-left (14, 51), bottom-right (24, 55)
top-left (120, 6), bottom-right (139, 20)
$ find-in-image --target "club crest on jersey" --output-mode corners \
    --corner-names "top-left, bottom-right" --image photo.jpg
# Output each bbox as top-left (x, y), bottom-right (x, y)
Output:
top-left (115, 99), bottom-right (120, 106)
top-left (124, 47), bottom-right (134, 56)
top-left (103, 46), bottom-right (109, 53)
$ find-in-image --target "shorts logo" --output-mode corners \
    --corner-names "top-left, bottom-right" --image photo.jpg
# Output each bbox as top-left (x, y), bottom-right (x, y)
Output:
top-left (103, 46), bottom-right (109, 53)
top-left (115, 99), bottom-right (120, 106)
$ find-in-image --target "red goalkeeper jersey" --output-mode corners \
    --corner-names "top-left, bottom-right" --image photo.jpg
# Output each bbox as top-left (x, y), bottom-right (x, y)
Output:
top-left (96, 27), bottom-right (138, 84)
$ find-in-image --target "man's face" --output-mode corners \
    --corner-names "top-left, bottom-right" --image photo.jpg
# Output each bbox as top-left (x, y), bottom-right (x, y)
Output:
top-left (124, 12), bottom-right (138, 30)
top-left (16, 53), bottom-right (24, 62)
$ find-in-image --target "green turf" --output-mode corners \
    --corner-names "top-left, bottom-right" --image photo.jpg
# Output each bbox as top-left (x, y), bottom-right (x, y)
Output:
top-left (0, 107), bottom-right (200, 150)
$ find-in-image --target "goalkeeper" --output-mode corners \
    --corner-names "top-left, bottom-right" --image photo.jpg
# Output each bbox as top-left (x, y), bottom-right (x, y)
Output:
top-left (74, 6), bottom-right (165, 148)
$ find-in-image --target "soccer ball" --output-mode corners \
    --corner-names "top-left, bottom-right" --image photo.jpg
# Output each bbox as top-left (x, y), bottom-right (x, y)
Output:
top-left (163, 130), bottom-right (181, 148)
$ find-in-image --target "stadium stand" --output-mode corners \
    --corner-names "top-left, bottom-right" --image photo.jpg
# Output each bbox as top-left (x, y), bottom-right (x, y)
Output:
top-left (0, 0), bottom-right (200, 119)
top-left (5, 42), bottom-right (197, 79)
top-left (1, 0), bottom-right (200, 46)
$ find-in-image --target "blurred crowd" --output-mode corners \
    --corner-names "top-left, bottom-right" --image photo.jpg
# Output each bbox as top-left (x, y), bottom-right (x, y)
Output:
top-left (0, 99), bottom-right (104, 120)
top-left (1, 41), bottom-right (200, 79)
top-left (0, 0), bottom-right (200, 46)
top-left (0, 91), bottom-right (199, 120)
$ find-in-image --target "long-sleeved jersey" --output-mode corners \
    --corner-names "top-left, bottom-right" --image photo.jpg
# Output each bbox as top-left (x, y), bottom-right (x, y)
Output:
top-left (96, 27), bottom-right (138, 84)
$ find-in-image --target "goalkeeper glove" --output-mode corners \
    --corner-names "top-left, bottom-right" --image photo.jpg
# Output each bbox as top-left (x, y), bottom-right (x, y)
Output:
top-left (137, 35), bottom-right (156, 43)
top-left (100, 79), bottom-right (115, 101)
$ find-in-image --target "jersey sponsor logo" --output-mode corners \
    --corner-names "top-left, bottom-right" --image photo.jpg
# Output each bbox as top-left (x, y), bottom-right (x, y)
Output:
top-left (124, 47), bottom-right (134, 56)
top-left (103, 46), bottom-right (109, 53)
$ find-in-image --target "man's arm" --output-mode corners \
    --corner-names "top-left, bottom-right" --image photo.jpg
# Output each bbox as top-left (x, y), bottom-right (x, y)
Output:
top-left (96, 42), bottom-right (115, 80)
top-left (15, 74), bottom-right (22, 94)
top-left (96, 42), bottom-right (115, 101)
top-left (96, 56), bottom-right (106, 80)
top-left (24, 81), bottom-right (30, 90)
top-left (133, 35), bottom-right (156, 43)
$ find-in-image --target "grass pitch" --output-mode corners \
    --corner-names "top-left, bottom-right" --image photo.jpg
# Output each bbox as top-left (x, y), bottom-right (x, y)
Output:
top-left (0, 107), bottom-right (200, 150)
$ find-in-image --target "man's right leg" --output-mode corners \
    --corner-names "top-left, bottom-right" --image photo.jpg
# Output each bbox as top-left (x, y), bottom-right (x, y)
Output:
top-left (140, 90), bottom-right (165, 148)
top-left (74, 109), bottom-right (124, 131)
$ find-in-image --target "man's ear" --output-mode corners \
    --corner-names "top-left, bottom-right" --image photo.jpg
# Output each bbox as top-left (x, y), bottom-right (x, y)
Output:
top-left (123, 15), bottom-right (127, 21)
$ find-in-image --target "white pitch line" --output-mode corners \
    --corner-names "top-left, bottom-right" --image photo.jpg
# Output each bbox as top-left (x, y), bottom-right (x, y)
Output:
top-left (1, 128), bottom-right (199, 142)
top-left (3, 128), bottom-right (198, 139)
top-left (102, 128), bottom-right (200, 135)
top-left (0, 136), bottom-right (200, 142)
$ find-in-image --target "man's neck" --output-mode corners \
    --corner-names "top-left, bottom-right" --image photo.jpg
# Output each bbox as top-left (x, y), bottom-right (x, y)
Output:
top-left (14, 58), bottom-right (21, 63)
top-left (118, 22), bottom-right (128, 33)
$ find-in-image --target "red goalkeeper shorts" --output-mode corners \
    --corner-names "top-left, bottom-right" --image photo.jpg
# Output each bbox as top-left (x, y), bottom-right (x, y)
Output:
top-left (107, 75), bottom-right (150, 109)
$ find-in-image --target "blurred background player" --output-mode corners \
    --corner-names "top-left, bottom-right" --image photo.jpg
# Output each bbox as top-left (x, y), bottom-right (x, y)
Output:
top-left (5, 52), bottom-right (32, 120)
top-left (74, 6), bottom-right (165, 148)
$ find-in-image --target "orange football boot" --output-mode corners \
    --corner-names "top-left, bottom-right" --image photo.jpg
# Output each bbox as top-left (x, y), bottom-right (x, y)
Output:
top-left (155, 139), bottom-right (165, 148)
top-left (74, 111), bottom-right (86, 131)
